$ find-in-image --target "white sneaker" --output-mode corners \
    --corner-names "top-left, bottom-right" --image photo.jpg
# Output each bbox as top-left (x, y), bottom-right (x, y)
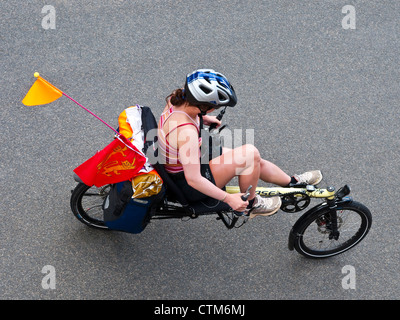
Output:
top-left (247, 194), bottom-right (281, 218)
top-left (293, 170), bottom-right (322, 185)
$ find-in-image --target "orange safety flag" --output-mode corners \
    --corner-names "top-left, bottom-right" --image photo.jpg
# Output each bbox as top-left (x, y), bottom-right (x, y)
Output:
top-left (22, 73), bottom-right (63, 106)
top-left (74, 135), bottom-right (147, 187)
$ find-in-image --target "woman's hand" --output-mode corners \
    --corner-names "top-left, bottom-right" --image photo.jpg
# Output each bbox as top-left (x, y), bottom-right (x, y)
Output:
top-left (202, 115), bottom-right (221, 128)
top-left (224, 193), bottom-right (248, 212)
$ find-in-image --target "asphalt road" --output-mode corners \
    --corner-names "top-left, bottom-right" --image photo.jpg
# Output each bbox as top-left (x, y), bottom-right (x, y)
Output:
top-left (1, 0), bottom-right (399, 301)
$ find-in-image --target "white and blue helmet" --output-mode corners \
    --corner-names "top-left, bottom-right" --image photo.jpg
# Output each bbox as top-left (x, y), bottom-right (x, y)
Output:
top-left (184, 69), bottom-right (237, 109)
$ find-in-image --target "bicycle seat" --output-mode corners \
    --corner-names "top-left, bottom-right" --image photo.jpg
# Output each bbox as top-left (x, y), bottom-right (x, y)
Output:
top-left (153, 161), bottom-right (232, 215)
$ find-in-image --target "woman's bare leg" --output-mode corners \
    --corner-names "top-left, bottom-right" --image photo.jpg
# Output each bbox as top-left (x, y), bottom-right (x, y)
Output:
top-left (210, 145), bottom-right (291, 199)
top-left (209, 144), bottom-right (261, 200)
top-left (259, 159), bottom-right (291, 186)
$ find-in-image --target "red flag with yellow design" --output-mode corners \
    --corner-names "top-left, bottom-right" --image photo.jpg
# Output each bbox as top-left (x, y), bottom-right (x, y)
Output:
top-left (73, 135), bottom-right (147, 187)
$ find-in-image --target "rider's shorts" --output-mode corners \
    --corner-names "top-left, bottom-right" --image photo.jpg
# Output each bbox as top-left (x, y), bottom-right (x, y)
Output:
top-left (169, 163), bottom-right (216, 203)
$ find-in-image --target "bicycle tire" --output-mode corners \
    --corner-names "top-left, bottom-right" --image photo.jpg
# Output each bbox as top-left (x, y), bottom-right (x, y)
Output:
top-left (292, 201), bottom-right (372, 258)
top-left (70, 182), bottom-right (110, 229)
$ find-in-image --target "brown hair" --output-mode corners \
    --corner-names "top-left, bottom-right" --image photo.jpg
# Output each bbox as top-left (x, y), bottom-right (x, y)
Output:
top-left (166, 88), bottom-right (214, 113)
top-left (166, 88), bottom-right (186, 106)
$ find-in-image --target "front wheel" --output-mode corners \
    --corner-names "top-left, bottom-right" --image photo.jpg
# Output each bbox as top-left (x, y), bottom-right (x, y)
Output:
top-left (70, 183), bottom-right (110, 229)
top-left (292, 201), bottom-right (372, 258)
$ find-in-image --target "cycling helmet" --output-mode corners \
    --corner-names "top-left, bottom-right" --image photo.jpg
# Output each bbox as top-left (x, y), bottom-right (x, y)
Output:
top-left (184, 69), bottom-right (237, 109)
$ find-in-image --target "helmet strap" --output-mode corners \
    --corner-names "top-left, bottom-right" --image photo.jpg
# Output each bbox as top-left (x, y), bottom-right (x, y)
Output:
top-left (216, 107), bottom-right (227, 121)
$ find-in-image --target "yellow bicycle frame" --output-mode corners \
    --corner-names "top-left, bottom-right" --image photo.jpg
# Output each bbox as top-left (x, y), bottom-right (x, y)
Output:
top-left (225, 186), bottom-right (336, 200)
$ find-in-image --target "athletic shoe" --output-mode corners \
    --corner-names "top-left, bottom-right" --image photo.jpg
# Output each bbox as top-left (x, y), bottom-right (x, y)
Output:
top-left (247, 194), bottom-right (281, 218)
top-left (292, 170), bottom-right (322, 186)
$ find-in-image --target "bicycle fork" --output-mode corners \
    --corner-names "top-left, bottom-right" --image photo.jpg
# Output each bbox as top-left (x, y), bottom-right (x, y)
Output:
top-left (326, 197), bottom-right (340, 241)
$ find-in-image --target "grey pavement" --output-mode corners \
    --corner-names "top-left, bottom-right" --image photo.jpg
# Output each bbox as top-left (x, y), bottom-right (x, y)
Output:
top-left (0, 0), bottom-right (399, 300)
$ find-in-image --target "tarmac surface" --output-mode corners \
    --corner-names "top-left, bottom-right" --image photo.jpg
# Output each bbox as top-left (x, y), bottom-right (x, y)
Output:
top-left (1, 1), bottom-right (399, 301)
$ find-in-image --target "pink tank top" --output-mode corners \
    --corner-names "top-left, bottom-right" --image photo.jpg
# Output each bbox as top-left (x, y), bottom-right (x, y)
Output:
top-left (158, 106), bottom-right (202, 174)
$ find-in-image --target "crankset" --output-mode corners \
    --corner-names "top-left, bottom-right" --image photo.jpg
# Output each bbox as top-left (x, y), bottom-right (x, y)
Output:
top-left (280, 193), bottom-right (311, 213)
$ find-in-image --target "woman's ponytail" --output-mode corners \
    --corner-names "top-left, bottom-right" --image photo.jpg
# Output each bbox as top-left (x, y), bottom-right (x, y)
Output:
top-left (166, 88), bottom-right (186, 106)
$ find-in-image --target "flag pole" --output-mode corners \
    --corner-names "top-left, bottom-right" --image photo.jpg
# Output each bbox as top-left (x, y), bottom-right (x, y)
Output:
top-left (26, 73), bottom-right (146, 155)
top-left (61, 92), bottom-right (120, 136)
top-left (61, 91), bottom-right (145, 156)
top-left (24, 72), bottom-right (146, 160)
top-left (31, 72), bottom-right (120, 136)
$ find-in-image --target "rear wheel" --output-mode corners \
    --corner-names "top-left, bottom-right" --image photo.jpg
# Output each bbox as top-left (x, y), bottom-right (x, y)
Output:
top-left (70, 183), bottom-right (110, 229)
top-left (293, 201), bottom-right (372, 258)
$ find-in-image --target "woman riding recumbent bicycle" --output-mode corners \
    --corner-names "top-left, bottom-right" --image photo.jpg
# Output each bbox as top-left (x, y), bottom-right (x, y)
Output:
top-left (70, 69), bottom-right (372, 258)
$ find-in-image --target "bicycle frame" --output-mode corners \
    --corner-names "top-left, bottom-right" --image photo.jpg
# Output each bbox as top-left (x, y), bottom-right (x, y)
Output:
top-left (150, 184), bottom-right (350, 230)
top-left (225, 185), bottom-right (336, 200)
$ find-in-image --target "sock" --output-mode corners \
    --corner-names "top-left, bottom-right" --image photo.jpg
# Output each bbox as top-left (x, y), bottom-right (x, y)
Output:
top-left (286, 176), bottom-right (298, 187)
top-left (247, 197), bottom-right (256, 209)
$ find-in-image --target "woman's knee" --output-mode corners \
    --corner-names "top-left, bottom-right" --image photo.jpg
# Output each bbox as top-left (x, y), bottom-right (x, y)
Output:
top-left (242, 144), bottom-right (261, 164)
top-left (232, 145), bottom-right (260, 177)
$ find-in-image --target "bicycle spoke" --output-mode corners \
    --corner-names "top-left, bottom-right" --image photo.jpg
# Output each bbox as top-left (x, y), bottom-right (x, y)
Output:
top-left (70, 183), bottom-right (110, 229)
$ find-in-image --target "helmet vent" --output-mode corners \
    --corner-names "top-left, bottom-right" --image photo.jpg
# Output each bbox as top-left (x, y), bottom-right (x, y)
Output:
top-left (218, 91), bottom-right (227, 101)
top-left (217, 79), bottom-right (229, 89)
top-left (199, 85), bottom-right (212, 94)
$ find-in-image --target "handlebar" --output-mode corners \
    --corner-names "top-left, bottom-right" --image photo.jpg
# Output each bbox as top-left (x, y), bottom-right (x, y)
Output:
top-left (209, 122), bottom-right (218, 131)
top-left (234, 185), bottom-right (252, 216)
top-left (241, 185), bottom-right (252, 201)
top-left (209, 123), bottom-right (227, 133)
top-left (208, 107), bottom-right (227, 131)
